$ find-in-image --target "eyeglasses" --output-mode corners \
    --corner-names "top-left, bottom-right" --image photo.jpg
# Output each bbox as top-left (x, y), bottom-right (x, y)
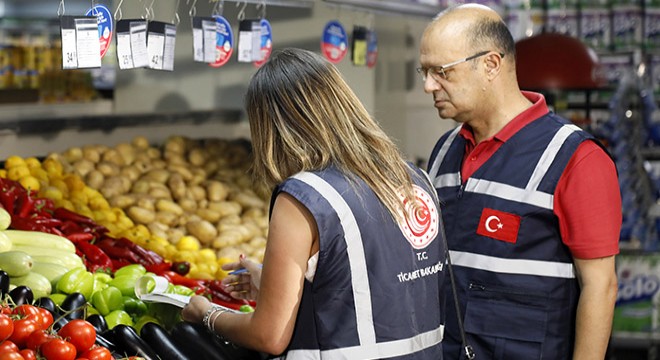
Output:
top-left (416, 50), bottom-right (503, 82)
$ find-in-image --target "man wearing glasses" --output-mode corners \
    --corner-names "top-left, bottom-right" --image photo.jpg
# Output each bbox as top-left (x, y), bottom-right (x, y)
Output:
top-left (420, 4), bottom-right (620, 360)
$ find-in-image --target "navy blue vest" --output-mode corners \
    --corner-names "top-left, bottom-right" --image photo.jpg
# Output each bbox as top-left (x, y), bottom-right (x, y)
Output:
top-left (272, 165), bottom-right (446, 360)
top-left (428, 113), bottom-right (594, 359)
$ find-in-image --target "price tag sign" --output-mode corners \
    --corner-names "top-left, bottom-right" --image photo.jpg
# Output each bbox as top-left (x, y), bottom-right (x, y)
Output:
top-left (163, 24), bottom-right (177, 71)
top-left (116, 20), bottom-right (134, 69)
top-left (321, 20), bottom-right (348, 64)
top-left (351, 26), bottom-right (367, 66)
top-left (253, 19), bottom-right (272, 68)
top-left (130, 21), bottom-right (149, 68)
top-left (115, 20), bottom-right (148, 69)
top-left (60, 16), bottom-right (78, 69)
top-left (238, 19), bottom-right (261, 63)
top-left (147, 22), bottom-right (166, 70)
top-left (60, 16), bottom-right (102, 69)
top-left (192, 17), bottom-right (217, 63)
top-left (209, 15), bottom-right (234, 68)
top-left (85, 4), bottom-right (113, 59)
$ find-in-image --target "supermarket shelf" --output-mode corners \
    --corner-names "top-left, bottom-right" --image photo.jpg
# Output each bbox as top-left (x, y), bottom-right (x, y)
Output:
top-left (0, 100), bottom-right (242, 135)
top-left (611, 331), bottom-right (660, 349)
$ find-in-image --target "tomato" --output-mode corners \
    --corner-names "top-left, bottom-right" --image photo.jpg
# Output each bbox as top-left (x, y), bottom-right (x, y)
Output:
top-left (0, 314), bottom-right (14, 342)
top-left (57, 319), bottom-right (96, 353)
top-left (26, 329), bottom-right (56, 351)
top-left (0, 340), bottom-right (19, 353)
top-left (9, 318), bottom-right (40, 348)
top-left (0, 305), bottom-right (11, 315)
top-left (19, 349), bottom-right (36, 360)
top-left (0, 352), bottom-right (24, 360)
top-left (40, 339), bottom-right (77, 360)
top-left (12, 305), bottom-right (44, 330)
top-left (79, 346), bottom-right (113, 360)
top-left (36, 308), bottom-right (54, 329)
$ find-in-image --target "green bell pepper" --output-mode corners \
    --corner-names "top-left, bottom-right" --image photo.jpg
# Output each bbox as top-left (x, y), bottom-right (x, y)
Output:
top-left (91, 286), bottom-right (124, 316)
top-left (49, 293), bottom-right (67, 306)
top-left (108, 275), bottom-right (139, 297)
top-left (113, 264), bottom-right (147, 279)
top-left (105, 309), bottom-right (134, 329)
top-left (123, 296), bottom-right (148, 317)
top-left (56, 268), bottom-right (94, 300)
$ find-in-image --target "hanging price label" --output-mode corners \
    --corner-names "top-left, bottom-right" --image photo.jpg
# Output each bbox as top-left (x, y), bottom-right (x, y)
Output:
top-left (60, 16), bottom-right (102, 69)
top-left (238, 19), bottom-right (261, 63)
top-left (147, 22), bottom-right (176, 71)
top-left (116, 20), bottom-right (149, 69)
top-left (192, 17), bottom-right (217, 63)
top-left (351, 26), bottom-right (368, 66)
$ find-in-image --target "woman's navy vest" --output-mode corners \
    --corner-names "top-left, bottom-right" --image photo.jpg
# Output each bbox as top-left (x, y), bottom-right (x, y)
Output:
top-left (272, 166), bottom-right (446, 360)
top-left (427, 114), bottom-right (594, 359)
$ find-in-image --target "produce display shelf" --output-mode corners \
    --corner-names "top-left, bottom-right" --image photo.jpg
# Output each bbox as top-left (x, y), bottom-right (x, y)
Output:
top-left (0, 100), bottom-right (242, 135)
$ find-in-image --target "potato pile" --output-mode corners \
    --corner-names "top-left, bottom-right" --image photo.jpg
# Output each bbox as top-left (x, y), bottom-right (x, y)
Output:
top-left (53, 136), bottom-right (269, 269)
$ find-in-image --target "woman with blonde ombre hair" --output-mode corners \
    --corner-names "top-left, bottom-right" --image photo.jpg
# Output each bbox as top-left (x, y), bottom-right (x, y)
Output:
top-left (183, 48), bottom-right (447, 360)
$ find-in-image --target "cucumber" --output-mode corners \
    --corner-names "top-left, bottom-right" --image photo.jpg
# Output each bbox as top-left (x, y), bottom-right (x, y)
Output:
top-left (0, 231), bottom-right (11, 252)
top-left (5, 230), bottom-right (75, 253)
top-left (10, 271), bottom-right (52, 299)
top-left (0, 250), bottom-right (33, 276)
top-left (10, 245), bottom-right (83, 270)
top-left (0, 207), bottom-right (10, 231)
top-left (31, 262), bottom-right (70, 289)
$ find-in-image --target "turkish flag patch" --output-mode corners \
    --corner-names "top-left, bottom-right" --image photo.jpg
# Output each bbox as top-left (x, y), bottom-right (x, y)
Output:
top-left (476, 208), bottom-right (521, 244)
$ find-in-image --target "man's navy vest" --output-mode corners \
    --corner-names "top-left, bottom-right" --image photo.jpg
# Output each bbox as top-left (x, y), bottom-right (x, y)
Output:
top-left (272, 166), bottom-right (446, 359)
top-left (428, 113), bottom-right (594, 359)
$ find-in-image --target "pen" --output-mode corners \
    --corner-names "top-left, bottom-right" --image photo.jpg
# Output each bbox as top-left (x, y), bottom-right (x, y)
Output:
top-left (229, 264), bottom-right (263, 275)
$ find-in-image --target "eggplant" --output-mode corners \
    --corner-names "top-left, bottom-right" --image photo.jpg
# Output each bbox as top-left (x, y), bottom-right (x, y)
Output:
top-left (86, 314), bottom-right (109, 333)
top-left (95, 330), bottom-right (119, 354)
top-left (34, 296), bottom-right (57, 315)
top-left (140, 322), bottom-right (192, 360)
top-left (8, 285), bottom-right (33, 305)
top-left (0, 270), bottom-right (9, 298)
top-left (60, 292), bottom-right (86, 320)
top-left (171, 321), bottom-right (230, 360)
top-left (112, 324), bottom-right (159, 360)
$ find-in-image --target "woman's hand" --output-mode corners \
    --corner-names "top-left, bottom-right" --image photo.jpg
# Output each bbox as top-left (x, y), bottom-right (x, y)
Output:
top-left (181, 295), bottom-right (213, 324)
top-left (221, 254), bottom-right (262, 301)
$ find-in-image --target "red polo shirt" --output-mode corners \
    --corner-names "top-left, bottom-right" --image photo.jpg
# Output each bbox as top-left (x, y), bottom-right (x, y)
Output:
top-left (459, 91), bottom-right (620, 259)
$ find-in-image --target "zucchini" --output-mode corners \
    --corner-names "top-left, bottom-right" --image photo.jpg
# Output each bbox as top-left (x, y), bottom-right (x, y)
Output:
top-left (0, 207), bottom-right (10, 231)
top-left (140, 322), bottom-right (192, 360)
top-left (0, 250), bottom-right (33, 276)
top-left (10, 271), bottom-right (51, 299)
top-left (9, 245), bottom-right (83, 269)
top-left (31, 262), bottom-right (69, 288)
top-left (5, 229), bottom-right (75, 252)
top-left (0, 231), bottom-right (11, 252)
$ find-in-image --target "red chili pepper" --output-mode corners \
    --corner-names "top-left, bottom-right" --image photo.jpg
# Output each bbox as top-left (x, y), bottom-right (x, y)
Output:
top-left (9, 216), bottom-right (50, 232)
top-left (53, 207), bottom-right (96, 225)
top-left (111, 258), bottom-right (131, 270)
top-left (77, 241), bottom-right (113, 272)
top-left (16, 189), bottom-right (36, 218)
top-left (96, 238), bottom-right (142, 264)
top-left (209, 296), bottom-right (244, 311)
top-left (144, 262), bottom-right (172, 276)
top-left (115, 237), bottom-right (164, 266)
top-left (160, 271), bottom-right (207, 289)
top-left (33, 198), bottom-right (55, 217)
top-left (66, 232), bottom-right (95, 243)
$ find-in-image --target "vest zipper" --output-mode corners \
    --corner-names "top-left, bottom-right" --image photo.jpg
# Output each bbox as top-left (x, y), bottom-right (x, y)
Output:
top-left (457, 183), bottom-right (464, 199)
